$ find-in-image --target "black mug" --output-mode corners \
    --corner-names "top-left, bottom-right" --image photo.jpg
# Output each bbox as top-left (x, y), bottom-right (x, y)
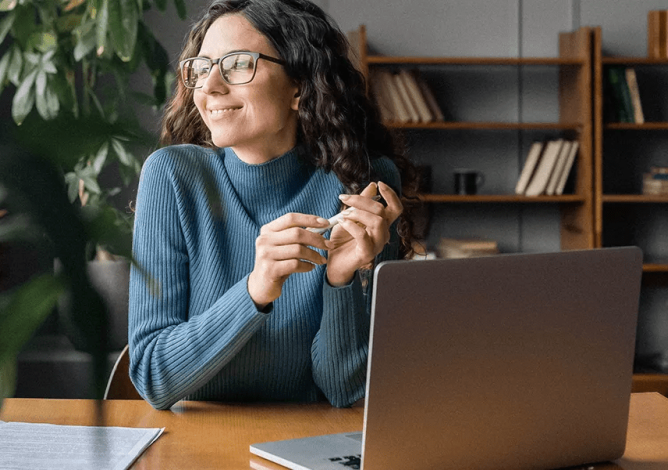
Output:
top-left (454, 169), bottom-right (485, 195)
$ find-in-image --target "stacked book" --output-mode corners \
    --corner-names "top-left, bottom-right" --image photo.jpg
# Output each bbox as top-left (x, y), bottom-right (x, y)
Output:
top-left (643, 167), bottom-right (668, 196)
top-left (437, 238), bottom-right (499, 259)
top-left (515, 139), bottom-right (579, 196)
top-left (604, 67), bottom-right (644, 124)
top-left (369, 69), bottom-right (444, 124)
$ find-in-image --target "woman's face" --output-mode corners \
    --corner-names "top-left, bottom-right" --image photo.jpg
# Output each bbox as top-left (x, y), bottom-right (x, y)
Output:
top-left (193, 14), bottom-right (300, 164)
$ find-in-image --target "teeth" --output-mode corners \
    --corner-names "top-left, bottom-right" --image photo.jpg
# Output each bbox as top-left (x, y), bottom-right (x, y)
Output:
top-left (210, 108), bottom-right (239, 115)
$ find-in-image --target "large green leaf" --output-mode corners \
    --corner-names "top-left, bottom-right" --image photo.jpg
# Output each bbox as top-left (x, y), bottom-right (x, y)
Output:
top-left (7, 46), bottom-right (23, 85)
top-left (77, 165), bottom-right (101, 194)
top-left (10, 4), bottom-right (35, 47)
top-left (0, 10), bottom-right (14, 43)
top-left (12, 67), bottom-right (37, 124)
top-left (0, 359), bottom-right (16, 410)
top-left (95, 0), bottom-right (109, 52)
top-left (74, 22), bottom-right (96, 60)
top-left (173, 0), bottom-right (185, 20)
top-left (35, 79), bottom-right (60, 120)
top-left (0, 52), bottom-right (10, 91)
top-left (0, 274), bottom-right (65, 367)
top-left (108, 0), bottom-right (138, 62)
top-left (0, 0), bottom-right (16, 12)
top-left (27, 31), bottom-right (57, 53)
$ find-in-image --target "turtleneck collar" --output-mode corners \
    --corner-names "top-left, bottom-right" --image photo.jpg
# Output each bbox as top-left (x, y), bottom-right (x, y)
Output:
top-left (221, 146), bottom-right (315, 222)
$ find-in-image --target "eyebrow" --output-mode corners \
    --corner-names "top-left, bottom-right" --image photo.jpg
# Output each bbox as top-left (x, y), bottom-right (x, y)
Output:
top-left (196, 49), bottom-right (254, 58)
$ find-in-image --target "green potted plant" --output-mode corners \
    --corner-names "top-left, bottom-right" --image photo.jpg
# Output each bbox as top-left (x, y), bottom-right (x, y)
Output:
top-left (0, 0), bottom-right (186, 407)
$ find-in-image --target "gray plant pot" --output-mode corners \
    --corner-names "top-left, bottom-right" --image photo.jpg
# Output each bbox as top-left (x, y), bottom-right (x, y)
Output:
top-left (57, 259), bottom-right (130, 352)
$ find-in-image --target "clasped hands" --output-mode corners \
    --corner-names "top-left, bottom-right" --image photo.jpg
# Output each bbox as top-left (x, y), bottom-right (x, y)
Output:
top-left (247, 181), bottom-right (403, 309)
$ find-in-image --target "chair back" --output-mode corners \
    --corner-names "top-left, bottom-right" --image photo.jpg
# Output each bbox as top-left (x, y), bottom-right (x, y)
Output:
top-left (104, 344), bottom-right (142, 400)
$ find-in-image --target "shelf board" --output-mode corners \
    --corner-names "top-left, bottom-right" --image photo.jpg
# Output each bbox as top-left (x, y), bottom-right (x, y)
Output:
top-left (385, 122), bottom-right (582, 131)
top-left (605, 122), bottom-right (668, 130)
top-left (367, 56), bottom-right (585, 66)
top-left (643, 264), bottom-right (668, 273)
top-left (602, 57), bottom-right (668, 65)
top-left (420, 194), bottom-right (585, 203)
top-left (602, 194), bottom-right (668, 203)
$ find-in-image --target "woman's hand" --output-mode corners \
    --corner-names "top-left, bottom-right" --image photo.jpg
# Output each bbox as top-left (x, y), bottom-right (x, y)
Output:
top-left (248, 214), bottom-right (332, 309)
top-left (326, 181), bottom-right (403, 287)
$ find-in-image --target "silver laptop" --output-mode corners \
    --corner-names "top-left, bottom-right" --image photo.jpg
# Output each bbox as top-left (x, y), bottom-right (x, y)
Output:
top-left (251, 247), bottom-right (643, 470)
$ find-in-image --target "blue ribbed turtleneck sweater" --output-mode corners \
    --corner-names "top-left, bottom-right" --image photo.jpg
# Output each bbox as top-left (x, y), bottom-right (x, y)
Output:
top-left (129, 144), bottom-right (400, 410)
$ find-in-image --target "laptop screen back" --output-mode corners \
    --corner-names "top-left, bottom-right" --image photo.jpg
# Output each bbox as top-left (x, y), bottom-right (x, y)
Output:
top-left (362, 248), bottom-right (642, 470)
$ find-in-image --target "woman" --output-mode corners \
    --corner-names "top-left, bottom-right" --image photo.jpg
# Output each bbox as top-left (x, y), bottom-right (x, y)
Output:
top-left (129, 0), bottom-right (417, 410)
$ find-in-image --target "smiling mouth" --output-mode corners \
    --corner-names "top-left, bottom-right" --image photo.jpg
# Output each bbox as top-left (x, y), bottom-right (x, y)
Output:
top-left (209, 107), bottom-right (241, 115)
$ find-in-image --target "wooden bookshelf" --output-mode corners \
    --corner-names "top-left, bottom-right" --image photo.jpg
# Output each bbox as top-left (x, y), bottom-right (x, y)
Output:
top-left (385, 122), bottom-right (582, 130)
top-left (367, 56), bottom-right (585, 66)
top-left (419, 194), bottom-right (585, 203)
top-left (592, 27), bottom-right (668, 394)
top-left (352, 25), bottom-right (595, 252)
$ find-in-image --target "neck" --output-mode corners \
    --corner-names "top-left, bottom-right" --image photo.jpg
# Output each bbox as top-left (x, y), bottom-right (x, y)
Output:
top-left (230, 121), bottom-right (299, 165)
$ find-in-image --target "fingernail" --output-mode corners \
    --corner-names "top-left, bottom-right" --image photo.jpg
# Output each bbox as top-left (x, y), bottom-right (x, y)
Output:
top-left (338, 194), bottom-right (350, 201)
top-left (316, 217), bottom-right (328, 224)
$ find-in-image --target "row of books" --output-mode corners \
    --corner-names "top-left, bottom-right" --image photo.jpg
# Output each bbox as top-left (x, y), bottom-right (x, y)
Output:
top-left (369, 69), bottom-right (445, 124)
top-left (643, 167), bottom-right (668, 196)
top-left (605, 67), bottom-right (644, 124)
top-left (648, 10), bottom-right (668, 59)
top-left (515, 139), bottom-right (579, 196)
top-left (437, 238), bottom-right (499, 259)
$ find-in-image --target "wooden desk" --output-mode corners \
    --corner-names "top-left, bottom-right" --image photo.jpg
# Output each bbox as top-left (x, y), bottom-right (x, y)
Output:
top-left (1, 393), bottom-right (667, 469)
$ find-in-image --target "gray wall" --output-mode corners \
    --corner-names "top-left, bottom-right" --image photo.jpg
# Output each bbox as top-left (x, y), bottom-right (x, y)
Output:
top-left (13, 0), bottom-right (668, 397)
top-left (139, 0), bottom-right (667, 367)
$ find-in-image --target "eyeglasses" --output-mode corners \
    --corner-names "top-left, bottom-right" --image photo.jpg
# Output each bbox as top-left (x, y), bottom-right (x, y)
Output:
top-left (179, 52), bottom-right (286, 89)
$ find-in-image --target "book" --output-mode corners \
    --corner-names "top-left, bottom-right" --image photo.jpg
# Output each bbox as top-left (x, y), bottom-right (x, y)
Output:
top-left (643, 166), bottom-right (668, 195)
top-left (399, 69), bottom-right (433, 123)
top-left (414, 73), bottom-right (445, 121)
top-left (625, 68), bottom-right (644, 124)
top-left (661, 11), bottom-right (668, 58)
top-left (524, 139), bottom-right (564, 196)
top-left (554, 141), bottom-right (579, 195)
top-left (546, 140), bottom-right (573, 196)
top-left (515, 141), bottom-right (544, 195)
top-left (377, 70), bottom-right (410, 123)
top-left (606, 66), bottom-right (633, 123)
top-left (437, 238), bottom-right (499, 259)
top-left (369, 71), bottom-right (395, 123)
top-left (648, 11), bottom-right (662, 58)
top-left (392, 72), bottom-right (420, 122)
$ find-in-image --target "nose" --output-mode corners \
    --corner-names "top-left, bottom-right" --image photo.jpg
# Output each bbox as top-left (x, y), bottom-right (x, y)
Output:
top-left (201, 63), bottom-right (229, 94)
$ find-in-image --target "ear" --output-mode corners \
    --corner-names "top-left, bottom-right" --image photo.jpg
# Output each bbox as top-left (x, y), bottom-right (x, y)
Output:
top-left (291, 87), bottom-right (300, 111)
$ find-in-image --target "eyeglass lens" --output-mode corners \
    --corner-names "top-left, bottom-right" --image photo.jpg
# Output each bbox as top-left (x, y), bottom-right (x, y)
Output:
top-left (182, 53), bottom-right (257, 88)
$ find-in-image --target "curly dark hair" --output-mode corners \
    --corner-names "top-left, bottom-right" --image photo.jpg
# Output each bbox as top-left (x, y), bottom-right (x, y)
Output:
top-left (161, 0), bottom-right (419, 258)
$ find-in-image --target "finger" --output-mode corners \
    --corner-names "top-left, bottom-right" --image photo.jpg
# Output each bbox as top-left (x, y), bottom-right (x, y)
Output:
top-left (270, 243), bottom-right (328, 265)
top-left (340, 209), bottom-right (386, 233)
top-left (272, 259), bottom-right (320, 277)
top-left (259, 227), bottom-right (331, 252)
top-left (378, 181), bottom-right (403, 223)
top-left (263, 212), bottom-right (330, 233)
top-left (338, 217), bottom-right (371, 241)
top-left (338, 194), bottom-right (385, 218)
top-left (342, 210), bottom-right (390, 248)
top-left (360, 182), bottom-right (378, 198)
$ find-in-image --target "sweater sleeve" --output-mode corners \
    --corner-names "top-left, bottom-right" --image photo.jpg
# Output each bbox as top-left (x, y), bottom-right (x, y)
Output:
top-left (128, 150), bottom-right (268, 410)
top-left (310, 157), bottom-right (402, 407)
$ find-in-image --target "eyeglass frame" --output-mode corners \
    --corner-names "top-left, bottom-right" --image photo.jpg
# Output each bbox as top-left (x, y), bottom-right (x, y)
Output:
top-left (179, 51), bottom-right (286, 89)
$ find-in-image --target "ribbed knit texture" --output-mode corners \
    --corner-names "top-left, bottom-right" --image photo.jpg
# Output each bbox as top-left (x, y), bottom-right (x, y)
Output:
top-left (129, 144), bottom-right (401, 410)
